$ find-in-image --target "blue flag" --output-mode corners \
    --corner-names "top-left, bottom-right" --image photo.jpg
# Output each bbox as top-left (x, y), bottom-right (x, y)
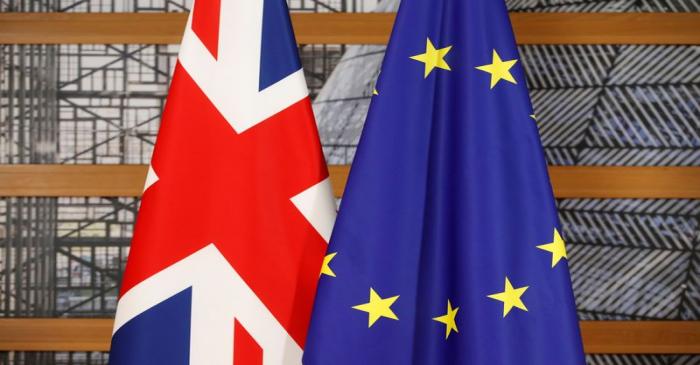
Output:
top-left (304, 0), bottom-right (586, 363)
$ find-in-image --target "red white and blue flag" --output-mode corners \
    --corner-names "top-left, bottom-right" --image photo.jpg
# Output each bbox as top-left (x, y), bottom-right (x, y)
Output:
top-left (108, 0), bottom-right (336, 364)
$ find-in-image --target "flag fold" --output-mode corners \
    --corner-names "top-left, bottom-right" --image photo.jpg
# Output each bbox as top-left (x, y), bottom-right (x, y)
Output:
top-left (109, 0), bottom-right (335, 363)
top-left (304, 0), bottom-right (586, 363)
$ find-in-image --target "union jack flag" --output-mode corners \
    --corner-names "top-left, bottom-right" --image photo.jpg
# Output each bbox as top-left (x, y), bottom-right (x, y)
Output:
top-left (109, 0), bottom-right (336, 364)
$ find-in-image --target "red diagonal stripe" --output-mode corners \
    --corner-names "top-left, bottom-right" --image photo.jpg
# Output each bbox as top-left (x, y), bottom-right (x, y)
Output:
top-left (234, 319), bottom-right (263, 365)
top-left (192, 0), bottom-right (221, 59)
top-left (121, 63), bottom-right (328, 347)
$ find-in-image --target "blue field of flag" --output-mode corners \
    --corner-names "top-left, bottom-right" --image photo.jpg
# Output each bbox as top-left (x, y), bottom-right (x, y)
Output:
top-left (304, 0), bottom-right (587, 363)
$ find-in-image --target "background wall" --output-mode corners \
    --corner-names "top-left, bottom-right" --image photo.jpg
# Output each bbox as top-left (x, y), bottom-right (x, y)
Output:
top-left (0, 0), bottom-right (698, 364)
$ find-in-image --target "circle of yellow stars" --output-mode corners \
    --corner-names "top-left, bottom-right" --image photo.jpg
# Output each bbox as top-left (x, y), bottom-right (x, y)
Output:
top-left (323, 228), bottom-right (570, 333)
top-left (376, 41), bottom-right (521, 94)
top-left (330, 36), bottom-right (569, 338)
top-left (404, 38), bottom-right (519, 90)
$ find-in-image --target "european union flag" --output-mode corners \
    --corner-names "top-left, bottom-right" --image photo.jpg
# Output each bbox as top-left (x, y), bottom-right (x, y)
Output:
top-left (304, 0), bottom-right (586, 363)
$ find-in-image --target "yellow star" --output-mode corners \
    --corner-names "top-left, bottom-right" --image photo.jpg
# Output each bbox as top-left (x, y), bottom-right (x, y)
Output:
top-left (537, 228), bottom-right (568, 268)
top-left (487, 277), bottom-right (529, 317)
top-left (530, 114), bottom-right (537, 120)
top-left (409, 38), bottom-right (452, 78)
top-left (373, 73), bottom-right (380, 95)
top-left (432, 300), bottom-right (459, 339)
top-left (475, 50), bottom-right (518, 89)
top-left (352, 287), bottom-right (399, 327)
top-left (320, 252), bottom-right (337, 277)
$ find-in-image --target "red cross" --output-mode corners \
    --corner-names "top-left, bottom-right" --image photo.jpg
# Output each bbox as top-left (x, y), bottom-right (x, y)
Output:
top-left (119, 63), bottom-right (329, 351)
top-left (191, 0), bottom-right (221, 59)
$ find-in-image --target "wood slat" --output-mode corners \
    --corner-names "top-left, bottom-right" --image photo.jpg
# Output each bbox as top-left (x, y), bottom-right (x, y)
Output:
top-left (548, 166), bottom-right (700, 199)
top-left (0, 318), bottom-right (114, 352)
top-left (510, 12), bottom-right (700, 45)
top-left (0, 165), bottom-right (698, 199)
top-left (0, 13), bottom-right (699, 45)
top-left (0, 319), bottom-right (698, 353)
top-left (0, 165), bottom-right (149, 197)
top-left (580, 321), bottom-right (700, 354)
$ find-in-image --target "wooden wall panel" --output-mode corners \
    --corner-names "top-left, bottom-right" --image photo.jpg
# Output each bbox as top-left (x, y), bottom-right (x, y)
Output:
top-left (0, 165), bottom-right (698, 199)
top-left (510, 12), bottom-right (700, 45)
top-left (0, 13), bottom-right (187, 44)
top-left (0, 165), bottom-right (148, 197)
top-left (0, 13), bottom-right (699, 45)
top-left (580, 321), bottom-right (700, 355)
top-left (548, 166), bottom-right (700, 199)
top-left (0, 318), bottom-right (114, 352)
top-left (0, 319), bottom-right (698, 353)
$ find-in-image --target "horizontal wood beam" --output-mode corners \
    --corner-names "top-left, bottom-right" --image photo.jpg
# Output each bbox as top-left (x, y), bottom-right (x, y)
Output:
top-left (0, 165), bottom-right (698, 199)
top-left (0, 318), bottom-right (114, 352)
top-left (546, 166), bottom-right (700, 199)
top-left (579, 321), bottom-right (700, 354)
top-left (0, 13), bottom-right (698, 45)
top-left (0, 319), bottom-right (697, 353)
top-left (0, 165), bottom-right (149, 197)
